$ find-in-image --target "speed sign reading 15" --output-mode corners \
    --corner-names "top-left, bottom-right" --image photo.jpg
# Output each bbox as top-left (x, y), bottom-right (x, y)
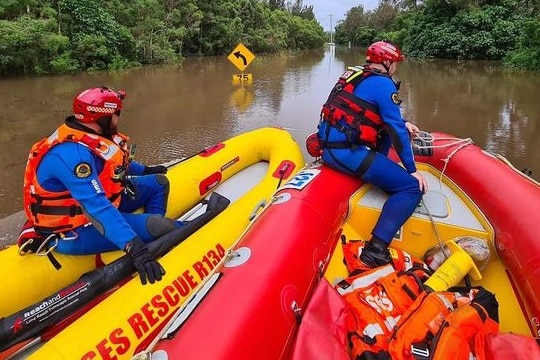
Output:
top-left (227, 43), bottom-right (255, 72)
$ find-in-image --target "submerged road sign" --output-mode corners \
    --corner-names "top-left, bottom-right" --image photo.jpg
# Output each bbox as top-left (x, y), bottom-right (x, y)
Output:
top-left (227, 43), bottom-right (255, 72)
top-left (232, 73), bottom-right (253, 84)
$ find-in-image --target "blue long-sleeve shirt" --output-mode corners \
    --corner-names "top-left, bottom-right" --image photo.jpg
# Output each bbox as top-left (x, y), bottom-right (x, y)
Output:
top-left (354, 73), bottom-right (417, 173)
top-left (36, 141), bottom-right (145, 249)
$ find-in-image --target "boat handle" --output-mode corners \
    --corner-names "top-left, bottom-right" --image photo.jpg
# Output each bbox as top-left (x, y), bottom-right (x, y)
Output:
top-left (249, 199), bottom-right (267, 221)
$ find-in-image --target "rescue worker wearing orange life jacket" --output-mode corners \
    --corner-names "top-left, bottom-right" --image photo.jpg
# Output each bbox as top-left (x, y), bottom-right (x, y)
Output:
top-left (317, 40), bottom-right (428, 268)
top-left (22, 86), bottom-right (180, 285)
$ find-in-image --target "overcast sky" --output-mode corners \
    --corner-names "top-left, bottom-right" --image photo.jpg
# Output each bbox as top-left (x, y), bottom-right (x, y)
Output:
top-left (304, 0), bottom-right (379, 30)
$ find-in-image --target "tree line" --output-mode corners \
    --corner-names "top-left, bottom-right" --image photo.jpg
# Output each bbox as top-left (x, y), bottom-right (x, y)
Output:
top-left (2, 0), bottom-right (539, 76)
top-left (334, 0), bottom-right (540, 71)
top-left (0, 0), bottom-right (325, 76)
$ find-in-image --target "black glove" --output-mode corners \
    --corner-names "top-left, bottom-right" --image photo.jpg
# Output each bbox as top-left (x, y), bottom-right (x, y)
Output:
top-left (124, 237), bottom-right (165, 285)
top-left (143, 165), bottom-right (167, 175)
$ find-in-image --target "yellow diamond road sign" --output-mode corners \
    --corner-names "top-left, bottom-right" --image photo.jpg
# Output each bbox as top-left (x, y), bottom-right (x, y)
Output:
top-left (227, 43), bottom-right (255, 72)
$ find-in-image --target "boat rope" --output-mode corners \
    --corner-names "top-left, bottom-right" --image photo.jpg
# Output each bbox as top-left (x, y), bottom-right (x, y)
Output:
top-left (412, 131), bottom-right (473, 190)
top-left (417, 131), bottom-right (492, 282)
top-left (413, 130), bottom-right (540, 188)
top-left (413, 131), bottom-right (472, 284)
top-left (421, 198), bottom-right (473, 288)
top-left (412, 131), bottom-right (472, 150)
top-left (421, 199), bottom-right (448, 262)
top-left (132, 194), bottom-right (278, 358)
top-left (277, 126), bottom-right (312, 133)
top-left (494, 153), bottom-right (540, 187)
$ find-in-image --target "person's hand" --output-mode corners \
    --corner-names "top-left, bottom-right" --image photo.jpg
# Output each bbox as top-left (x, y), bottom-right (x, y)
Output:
top-left (410, 171), bottom-right (428, 193)
top-left (405, 121), bottom-right (420, 138)
top-left (124, 237), bottom-right (165, 285)
top-left (143, 165), bottom-right (168, 175)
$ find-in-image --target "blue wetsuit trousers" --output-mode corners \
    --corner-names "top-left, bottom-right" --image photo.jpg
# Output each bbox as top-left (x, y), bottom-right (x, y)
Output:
top-left (55, 175), bottom-right (174, 254)
top-left (319, 125), bottom-right (422, 244)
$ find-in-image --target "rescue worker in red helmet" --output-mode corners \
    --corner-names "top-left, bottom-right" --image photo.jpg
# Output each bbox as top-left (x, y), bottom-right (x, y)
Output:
top-left (317, 40), bottom-right (428, 268)
top-left (21, 86), bottom-right (180, 285)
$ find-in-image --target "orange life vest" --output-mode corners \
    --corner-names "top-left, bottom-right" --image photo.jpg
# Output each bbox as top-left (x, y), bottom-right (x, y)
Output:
top-left (335, 264), bottom-right (426, 359)
top-left (320, 66), bottom-right (386, 149)
top-left (429, 303), bottom-right (499, 360)
top-left (387, 288), bottom-right (499, 360)
top-left (23, 124), bottom-right (132, 232)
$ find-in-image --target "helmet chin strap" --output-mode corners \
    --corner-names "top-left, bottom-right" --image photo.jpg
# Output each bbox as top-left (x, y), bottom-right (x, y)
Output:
top-left (96, 116), bottom-right (117, 138)
top-left (382, 60), bottom-right (392, 74)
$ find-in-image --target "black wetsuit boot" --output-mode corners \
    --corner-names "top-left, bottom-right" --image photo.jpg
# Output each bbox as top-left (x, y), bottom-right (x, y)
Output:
top-left (360, 236), bottom-right (392, 268)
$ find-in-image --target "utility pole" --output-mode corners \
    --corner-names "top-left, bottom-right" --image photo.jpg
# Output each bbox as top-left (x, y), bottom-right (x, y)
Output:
top-left (328, 14), bottom-right (334, 44)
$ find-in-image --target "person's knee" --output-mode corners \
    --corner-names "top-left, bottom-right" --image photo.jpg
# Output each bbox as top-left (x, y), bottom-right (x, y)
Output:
top-left (408, 185), bottom-right (424, 207)
top-left (156, 174), bottom-right (170, 198)
top-left (146, 215), bottom-right (177, 238)
top-left (155, 174), bottom-right (169, 186)
top-left (406, 182), bottom-right (423, 198)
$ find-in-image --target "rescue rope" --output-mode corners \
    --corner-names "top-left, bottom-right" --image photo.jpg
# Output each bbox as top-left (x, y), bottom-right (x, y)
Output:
top-left (413, 130), bottom-right (539, 189)
top-left (422, 199), bottom-right (476, 288)
top-left (412, 131), bottom-right (473, 150)
top-left (494, 153), bottom-right (540, 187)
top-left (412, 131), bottom-right (473, 189)
top-left (413, 131), bottom-right (470, 283)
top-left (417, 131), bottom-right (492, 281)
top-left (421, 199), bottom-right (450, 261)
top-left (277, 126), bottom-right (312, 133)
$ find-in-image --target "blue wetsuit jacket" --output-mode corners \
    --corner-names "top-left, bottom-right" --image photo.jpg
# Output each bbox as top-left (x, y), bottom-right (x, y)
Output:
top-left (35, 124), bottom-right (170, 254)
top-left (318, 70), bottom-right (423, 244)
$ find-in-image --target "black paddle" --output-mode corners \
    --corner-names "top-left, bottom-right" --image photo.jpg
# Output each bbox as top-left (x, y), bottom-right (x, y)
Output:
top-left (0, 192), bottom-right (230, 352)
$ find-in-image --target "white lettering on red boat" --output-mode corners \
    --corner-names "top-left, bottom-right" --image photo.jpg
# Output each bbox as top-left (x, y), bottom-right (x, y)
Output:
top-left (281, 169), bottom-right (320, 190)
top-left (80, 242), bottom-right (226, 360)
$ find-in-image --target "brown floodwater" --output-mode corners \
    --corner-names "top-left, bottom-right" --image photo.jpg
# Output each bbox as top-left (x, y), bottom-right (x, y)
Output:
top-left (1, 45), bottom-right (539, 220)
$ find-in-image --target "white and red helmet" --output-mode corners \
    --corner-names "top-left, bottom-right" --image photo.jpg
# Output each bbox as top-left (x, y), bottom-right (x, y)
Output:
top-left (366, 40), bottom-right (404, 64)
top-left (73, 86), bottom-right (126, 123)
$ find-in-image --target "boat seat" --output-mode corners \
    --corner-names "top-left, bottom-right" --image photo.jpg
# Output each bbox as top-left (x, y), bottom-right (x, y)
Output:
top-left (416, 190), bottom-right (448, 218)
top-left (361, 188), bottom-right (448, 218)
top-left (358, 170), bottom-right (485, 231)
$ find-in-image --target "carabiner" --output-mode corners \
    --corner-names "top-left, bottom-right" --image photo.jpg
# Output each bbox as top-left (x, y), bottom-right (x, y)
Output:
top-left (36, 234), bottom-right (59, 256)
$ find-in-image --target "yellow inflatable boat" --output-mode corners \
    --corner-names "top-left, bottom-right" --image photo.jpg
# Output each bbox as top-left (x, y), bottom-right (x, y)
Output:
top-left (1, 127), bottom-right (304, 359)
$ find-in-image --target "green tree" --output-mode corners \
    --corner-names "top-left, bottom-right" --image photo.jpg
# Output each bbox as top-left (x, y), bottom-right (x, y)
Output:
top-left (336, 6), bottom-right (370, 46)
top-left (404, 0), bottom-right (523, 60)
top-left (0, 15), bottom-right (68, 74)
top-left (60, 0), bottom-right (137, 68)
top-left (504, 18), bottom-right (540, 70)
top-left (0, 0), bottom-right (340, 76)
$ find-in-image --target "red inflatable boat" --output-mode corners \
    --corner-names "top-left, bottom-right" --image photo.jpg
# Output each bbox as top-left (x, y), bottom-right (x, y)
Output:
top-left (145, 132), bottom-right (540, 359)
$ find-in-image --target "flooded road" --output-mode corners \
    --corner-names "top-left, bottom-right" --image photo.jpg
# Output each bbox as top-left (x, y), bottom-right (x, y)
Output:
top-left (1, 45), bottom-right (539, 223)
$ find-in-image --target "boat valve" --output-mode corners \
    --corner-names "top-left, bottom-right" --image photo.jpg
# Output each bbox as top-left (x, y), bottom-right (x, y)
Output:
top-left (291, 300), bottom-right (303, 324)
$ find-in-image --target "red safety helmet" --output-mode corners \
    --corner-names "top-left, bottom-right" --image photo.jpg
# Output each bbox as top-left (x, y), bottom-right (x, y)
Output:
top-left (366, 40), bottom-right (404, 64)
top-left (73, 86), bottom-right (126, 123)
